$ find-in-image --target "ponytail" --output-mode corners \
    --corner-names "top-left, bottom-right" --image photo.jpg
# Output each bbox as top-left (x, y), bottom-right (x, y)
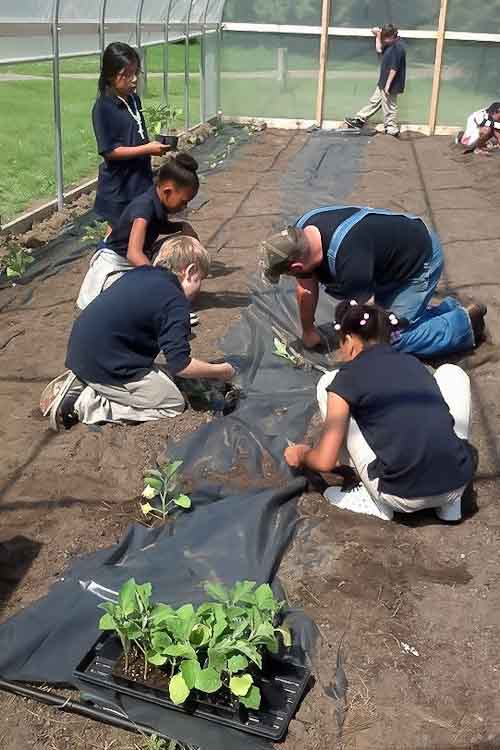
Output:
top-left (334, 300), bottom-right (401, 345)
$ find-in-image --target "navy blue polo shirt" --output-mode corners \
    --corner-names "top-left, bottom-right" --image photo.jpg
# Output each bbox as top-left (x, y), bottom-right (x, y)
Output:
top-left (378, 40), bottom-right (406, 94)
top-left (92, 93), bottom-right (153, 225)
top-left (66, 267), bottom-right (191, 386)
top-left (104, 186), bottom-right (180, 260)
top-left (298, 207), bottom-right (431, 301)
top-left (327, 344), bottom-right (474, 498)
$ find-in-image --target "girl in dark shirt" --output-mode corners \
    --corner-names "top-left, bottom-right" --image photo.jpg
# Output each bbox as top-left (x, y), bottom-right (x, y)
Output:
top-left (92, 42), bottom-right (170, 227)
top-left (285, 301), bottom-right (474, 522)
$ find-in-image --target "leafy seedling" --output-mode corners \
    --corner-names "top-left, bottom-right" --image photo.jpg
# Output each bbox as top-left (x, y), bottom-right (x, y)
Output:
top-left (0, 245), bottom-right (34, 280)
top-left (141, 460), bottom-right (192, 521)
top-left (82, 220), bottom-right (108, 243)
top-left (272, 336), bottom-right (305, 368)
top-left (142, 103), bottom-right (182, 136)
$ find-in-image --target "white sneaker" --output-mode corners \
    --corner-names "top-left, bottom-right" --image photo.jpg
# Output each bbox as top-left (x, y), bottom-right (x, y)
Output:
top-left (324, 485), bottom-right (394, 521)
top-left (435, 496), bottom-right (462, 522)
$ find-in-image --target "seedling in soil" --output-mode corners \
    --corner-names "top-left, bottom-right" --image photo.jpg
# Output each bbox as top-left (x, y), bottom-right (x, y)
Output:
top-left (82, 220), bottom-right (108, 243)
top-left (273, 336), bottom-right (306, 368)
top-left (141, 460), bottom-right (192, 521)
top-left (142, 103), bottom-right (182, 137)
top-left (99, 578), bottom-right (292, 711)
top-left (0, 245), bottom-right (34, 279)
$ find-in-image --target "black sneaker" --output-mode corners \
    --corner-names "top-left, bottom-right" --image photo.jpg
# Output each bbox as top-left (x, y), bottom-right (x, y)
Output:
top-left (344, 117), bottom-right (365, 129)
top-left (48, 373), bottom-right (84, 431)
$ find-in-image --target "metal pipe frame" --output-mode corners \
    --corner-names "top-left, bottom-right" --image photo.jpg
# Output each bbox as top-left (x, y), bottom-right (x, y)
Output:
top-left (163, 0), bottom-right (176, 104)
top-left (200, 0), bottom-right (212, 123)
top-left (98, 0), bottom-right (108, 64)
top-left (50, 0), bottom-right (64, 211)
top-left (184, 0), bottom-right (196, 132)
top-left (135, 0), bottom-right (147, 96)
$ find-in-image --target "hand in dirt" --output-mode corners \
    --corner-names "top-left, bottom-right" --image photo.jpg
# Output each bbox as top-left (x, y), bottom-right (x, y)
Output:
top-left (302, 327), bottom-right (322, 350)
top-left (284, 443), bottom-right (310, 468)
top-left (148, 142), bottom-right (171, 157)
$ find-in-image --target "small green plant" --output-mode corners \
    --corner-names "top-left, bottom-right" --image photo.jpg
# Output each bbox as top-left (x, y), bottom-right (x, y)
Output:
top-left (82, 220), bottom-right (108, 243)
top-left (273, 336), bottom-right (305, 368)
top-left (0, 245), bottom-right (34, 279)
top-left (142, 103), bottom-right (183, 136)
top-left (141, 460), bottom-right (192, 521)
top-left (99, 579), bottom-right (292, 712)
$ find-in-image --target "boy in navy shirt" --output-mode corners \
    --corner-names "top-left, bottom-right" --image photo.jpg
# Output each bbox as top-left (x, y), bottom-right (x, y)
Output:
top-left (344, 24), bottom-right (406, 137)
top-left (43, 236), bottom-right (235, 430)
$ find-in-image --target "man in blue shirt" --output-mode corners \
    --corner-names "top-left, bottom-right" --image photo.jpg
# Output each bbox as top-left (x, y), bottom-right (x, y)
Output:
top-left (344, 24), bottom-right (406, 137)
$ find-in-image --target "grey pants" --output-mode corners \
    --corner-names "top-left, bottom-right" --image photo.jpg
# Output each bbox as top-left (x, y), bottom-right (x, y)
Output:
top-left (75, 366), bottom-right (185, 425)
top-left (356, 86), bottom-right (399, 135)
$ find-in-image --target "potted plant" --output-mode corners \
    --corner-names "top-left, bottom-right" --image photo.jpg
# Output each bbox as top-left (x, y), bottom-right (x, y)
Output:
top-left (142, 103), bottom-right (183, 150)
top-left (98, 578), bottom-right (292, 714)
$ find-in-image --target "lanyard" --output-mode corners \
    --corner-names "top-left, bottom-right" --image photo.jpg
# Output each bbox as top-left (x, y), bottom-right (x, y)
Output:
top-left (117, 95), bottom-right (145, 140)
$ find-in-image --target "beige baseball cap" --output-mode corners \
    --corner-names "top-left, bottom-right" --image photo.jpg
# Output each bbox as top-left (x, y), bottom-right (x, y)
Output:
top-left (259, 226), bottom-right (309, 284)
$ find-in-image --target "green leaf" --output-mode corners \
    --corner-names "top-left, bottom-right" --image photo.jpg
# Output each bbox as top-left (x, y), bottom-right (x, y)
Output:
top-left (255, 584), bottom-right (276, 610)
top-left (118, 579), bottom-right (138, 617)
top-left (205, 581), bottom-right (229, 603)
top-left (6, 267), bottom-right (20, 279)
top-left (273, 338), bottom-right (289, 356)
top-left (151, 603), bottom-right (176, 625)
top-left (240, 685), bottom-right (261, 710)
top-left (234, 641), bottom-right (262, 669)
top-left (180, 660), bottom-right (201, 690)
top-left (227, 655), bottom-right (249, 674)
top-left (189, 623), bottom-right (211, 648)
top-left (207, 647), bottom-right (227, 672)
top-left (144, 469), bottom-right (164, 480)
top-left (229, 673), bottom-right (253, 697)
top-left (147, 651), bottom-right (168, 666)
top-left (162, 644), bottom-right (197, 659)
top-left (163, 460), bottom-right (183, 480)
top-left (230, 580), bottom-right (256, 604)
top-left (136, 582), bottom-right (152, 611)
top-left (174, 494), bottom-right (191, 509)
top-left (151, 631), bottom-right (173, 651)
top-left (195, 667), bottom-right (222, 694)
top-left (169, 672), bottom-right (190, 705)
top-left (98, 613), bottom-right (116, 631)
top-left (143, 477), bottom-right (163, 490)
top-left (141, 502), bottom-right (154, 515)
top-left (176, 604), bottom-right (195, 622)
top-left (276, 627), bottom-right (292, 648)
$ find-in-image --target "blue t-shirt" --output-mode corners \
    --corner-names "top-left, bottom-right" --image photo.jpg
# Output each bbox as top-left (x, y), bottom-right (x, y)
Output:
top-left (378, 40), bottom-right (406, 94)
top-left (66, 267), bottom-right (191, 385)
top-left (92, 93), bottom-right (153, 225)
top-left (328, 344), bottom-right (474, 498)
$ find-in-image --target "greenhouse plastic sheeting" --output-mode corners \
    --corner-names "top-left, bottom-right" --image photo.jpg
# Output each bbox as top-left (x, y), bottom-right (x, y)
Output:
top-left (0, 480), bottom-right (317, 750)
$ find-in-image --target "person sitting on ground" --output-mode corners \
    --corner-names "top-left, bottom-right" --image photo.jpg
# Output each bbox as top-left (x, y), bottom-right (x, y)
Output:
top-left (284, 301), bottom-right (475, 523)
top-left (344, 24), bottom-right (406, 138)
top-left (42, 236), bottom-right (234, 431)
top-left (260, 205), bottom-right (486, 358)
top-left (77, 152), bottom-right (201, 325)
top-left (456, 102), bottom-right (500, 155)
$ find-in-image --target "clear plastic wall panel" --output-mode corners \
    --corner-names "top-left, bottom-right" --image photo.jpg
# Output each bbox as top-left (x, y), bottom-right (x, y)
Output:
top-left (58, 0), bottom-right (100, 55)
top-left (102, 28), bottom-right (137, 47)
top-left (59, 33), bottom-right (101, 55)
top-left (105, 0), bottom-right (138, 25)
top-left (204, 0), bottom-right (225, 24)
top-left (59, 0), bottom-right (100, 21)
top-left (142, 0), bottom-right (169, 22)
top-left (60, 57), bottom-right (101, 191)
top-left (330, 0), bottom-right (440, 29)
top-left (221, 31), bottom-right (320, 119)
top-left (0, 35), bottom-right (53, 63)
top-left (223, 0), bottom-right (322, 25)
top-left (190, 0), bottom-right (210, 24)
top-left (169, 0), bottom-right (191, 24)
top-left (0, 76), bottom-right (55, 220)
top-left (447, 0), bottom-right (500, 33)
top-left (0, 0), bottom-right (54, 21)
top-left (140, 30), bottom-right (167, 46)
top-left (437, 41), bottom-right (500, 126)
top-left (324, 37), bottom-right (435, 124)
top-left (203, 29), bottom-right (218, 118)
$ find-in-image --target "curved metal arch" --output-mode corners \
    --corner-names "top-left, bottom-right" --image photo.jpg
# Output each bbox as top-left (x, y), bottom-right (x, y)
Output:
top-left (184, 0), bottom-right (196, 130)
top-left (50, 0), bottom-right (64, 210)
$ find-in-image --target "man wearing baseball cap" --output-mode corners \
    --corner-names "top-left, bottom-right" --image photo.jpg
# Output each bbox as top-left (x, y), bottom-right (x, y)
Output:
top-left (260, 205), bottom-right (486, 358)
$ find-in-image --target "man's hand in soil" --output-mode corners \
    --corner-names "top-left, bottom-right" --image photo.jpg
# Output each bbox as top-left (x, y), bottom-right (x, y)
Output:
top-left (178, 359), bottom-right (235, 382)
top-left (284, 443), bottom-right (310, 469)
top-left (302, 327), bottom-right (322, 350)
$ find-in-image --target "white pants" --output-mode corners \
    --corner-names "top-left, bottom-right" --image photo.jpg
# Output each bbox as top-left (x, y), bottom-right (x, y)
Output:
top-left (75, 366), bottom-right (185, 425)
top-left (76, 248), bottom-right (133, 311)
top-left (317, 364), bottom-right (471, 514)
top-left (356, 86), bottom-right (399, 135)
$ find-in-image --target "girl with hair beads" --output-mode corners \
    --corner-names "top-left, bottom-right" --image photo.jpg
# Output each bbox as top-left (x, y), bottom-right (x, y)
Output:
top-left (285, 301), bottom-right (475, 522)
top-left (92, 41), bottom-right (171, 227)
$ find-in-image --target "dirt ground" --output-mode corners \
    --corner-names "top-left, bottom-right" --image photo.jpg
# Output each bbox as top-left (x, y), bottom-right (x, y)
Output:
top-left (1, 128), bottom-right (500, 750)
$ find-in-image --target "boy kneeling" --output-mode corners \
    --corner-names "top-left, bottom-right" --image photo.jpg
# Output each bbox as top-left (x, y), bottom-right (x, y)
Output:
top-left (42, 236), bottom-right (234, 430)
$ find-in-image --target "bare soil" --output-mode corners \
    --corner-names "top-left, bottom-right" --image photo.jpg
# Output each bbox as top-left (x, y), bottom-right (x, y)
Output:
top-left (1, 129), bottom-right (500, 750)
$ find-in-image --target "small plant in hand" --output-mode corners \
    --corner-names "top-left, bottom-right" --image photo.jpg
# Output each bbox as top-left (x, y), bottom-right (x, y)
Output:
top-left (142, 103), bottom-right (182, 146)
top-left (141, 460), bottom-right (192, 521)
top-left (273, 336), bottom-right (306, 369)
top-left (0, 245), bottom-right (34, 280)
top-left (99, 578), bottom-right (292, 713)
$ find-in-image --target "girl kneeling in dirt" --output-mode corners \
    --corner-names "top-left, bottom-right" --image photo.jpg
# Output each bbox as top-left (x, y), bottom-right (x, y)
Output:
top-left (284, 301), bottom-right (475, 522)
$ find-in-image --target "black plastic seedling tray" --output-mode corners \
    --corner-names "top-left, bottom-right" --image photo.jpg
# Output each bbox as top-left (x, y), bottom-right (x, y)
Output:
top-left (75, 633), bottom-right (311, 741)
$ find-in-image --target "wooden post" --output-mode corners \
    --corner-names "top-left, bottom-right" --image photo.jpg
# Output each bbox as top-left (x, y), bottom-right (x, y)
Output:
top-left (428, 0), bottom-right (449, 134)
top-left (315, 0), bottom-right (332, 126)
top-left (277, 47), bottom-right (288, 92)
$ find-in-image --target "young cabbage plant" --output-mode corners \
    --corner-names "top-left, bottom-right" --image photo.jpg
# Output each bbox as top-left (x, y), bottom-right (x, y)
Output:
top-left (0, 245), bottom-right (34, 280)
top-left (98, 578), bottom-right (152, 673)
top-left (141, 460), bottom-right (192, 521)
top-left (142, 103), bottom-right (182, 136)
top-left (272, 336), bottom-right (305, 368)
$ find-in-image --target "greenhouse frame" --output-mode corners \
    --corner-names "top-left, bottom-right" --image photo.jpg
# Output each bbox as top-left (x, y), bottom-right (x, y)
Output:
top-left (1, 0), bottom-right (500, 220)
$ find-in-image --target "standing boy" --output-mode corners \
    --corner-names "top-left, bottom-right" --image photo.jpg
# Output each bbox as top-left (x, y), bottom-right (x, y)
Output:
top-left (344, 24), bottom-right (406, 137)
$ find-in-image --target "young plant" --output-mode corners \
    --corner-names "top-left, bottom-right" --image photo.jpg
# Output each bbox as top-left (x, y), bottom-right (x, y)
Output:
top-left (0, 245), bottom-right (34, 280)
top-left (142, 103), bottom-right (183, 136)
top-left (141, 460), bottom-right (192, 521)
top-left (272, 336), bottom-right (305, 368)
top-left (82, 220), bottom-right (108, 243)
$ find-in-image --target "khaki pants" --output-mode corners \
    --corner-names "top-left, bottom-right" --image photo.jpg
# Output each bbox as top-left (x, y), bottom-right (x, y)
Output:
top-left (356, 86), bottom-right (399, 135)
top-left (75, 366), bottom-right (185, 425)
top-left (76, 248), bottom-right (133, 311)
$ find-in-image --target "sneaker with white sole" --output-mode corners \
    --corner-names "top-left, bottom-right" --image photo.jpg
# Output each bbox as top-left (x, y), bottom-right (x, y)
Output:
top-left (48, 372), bottom-right (84, 432)
top-left (324, 485), bottom-right (394, 521)
top-left (190, 312), bottom-right (200, 326)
